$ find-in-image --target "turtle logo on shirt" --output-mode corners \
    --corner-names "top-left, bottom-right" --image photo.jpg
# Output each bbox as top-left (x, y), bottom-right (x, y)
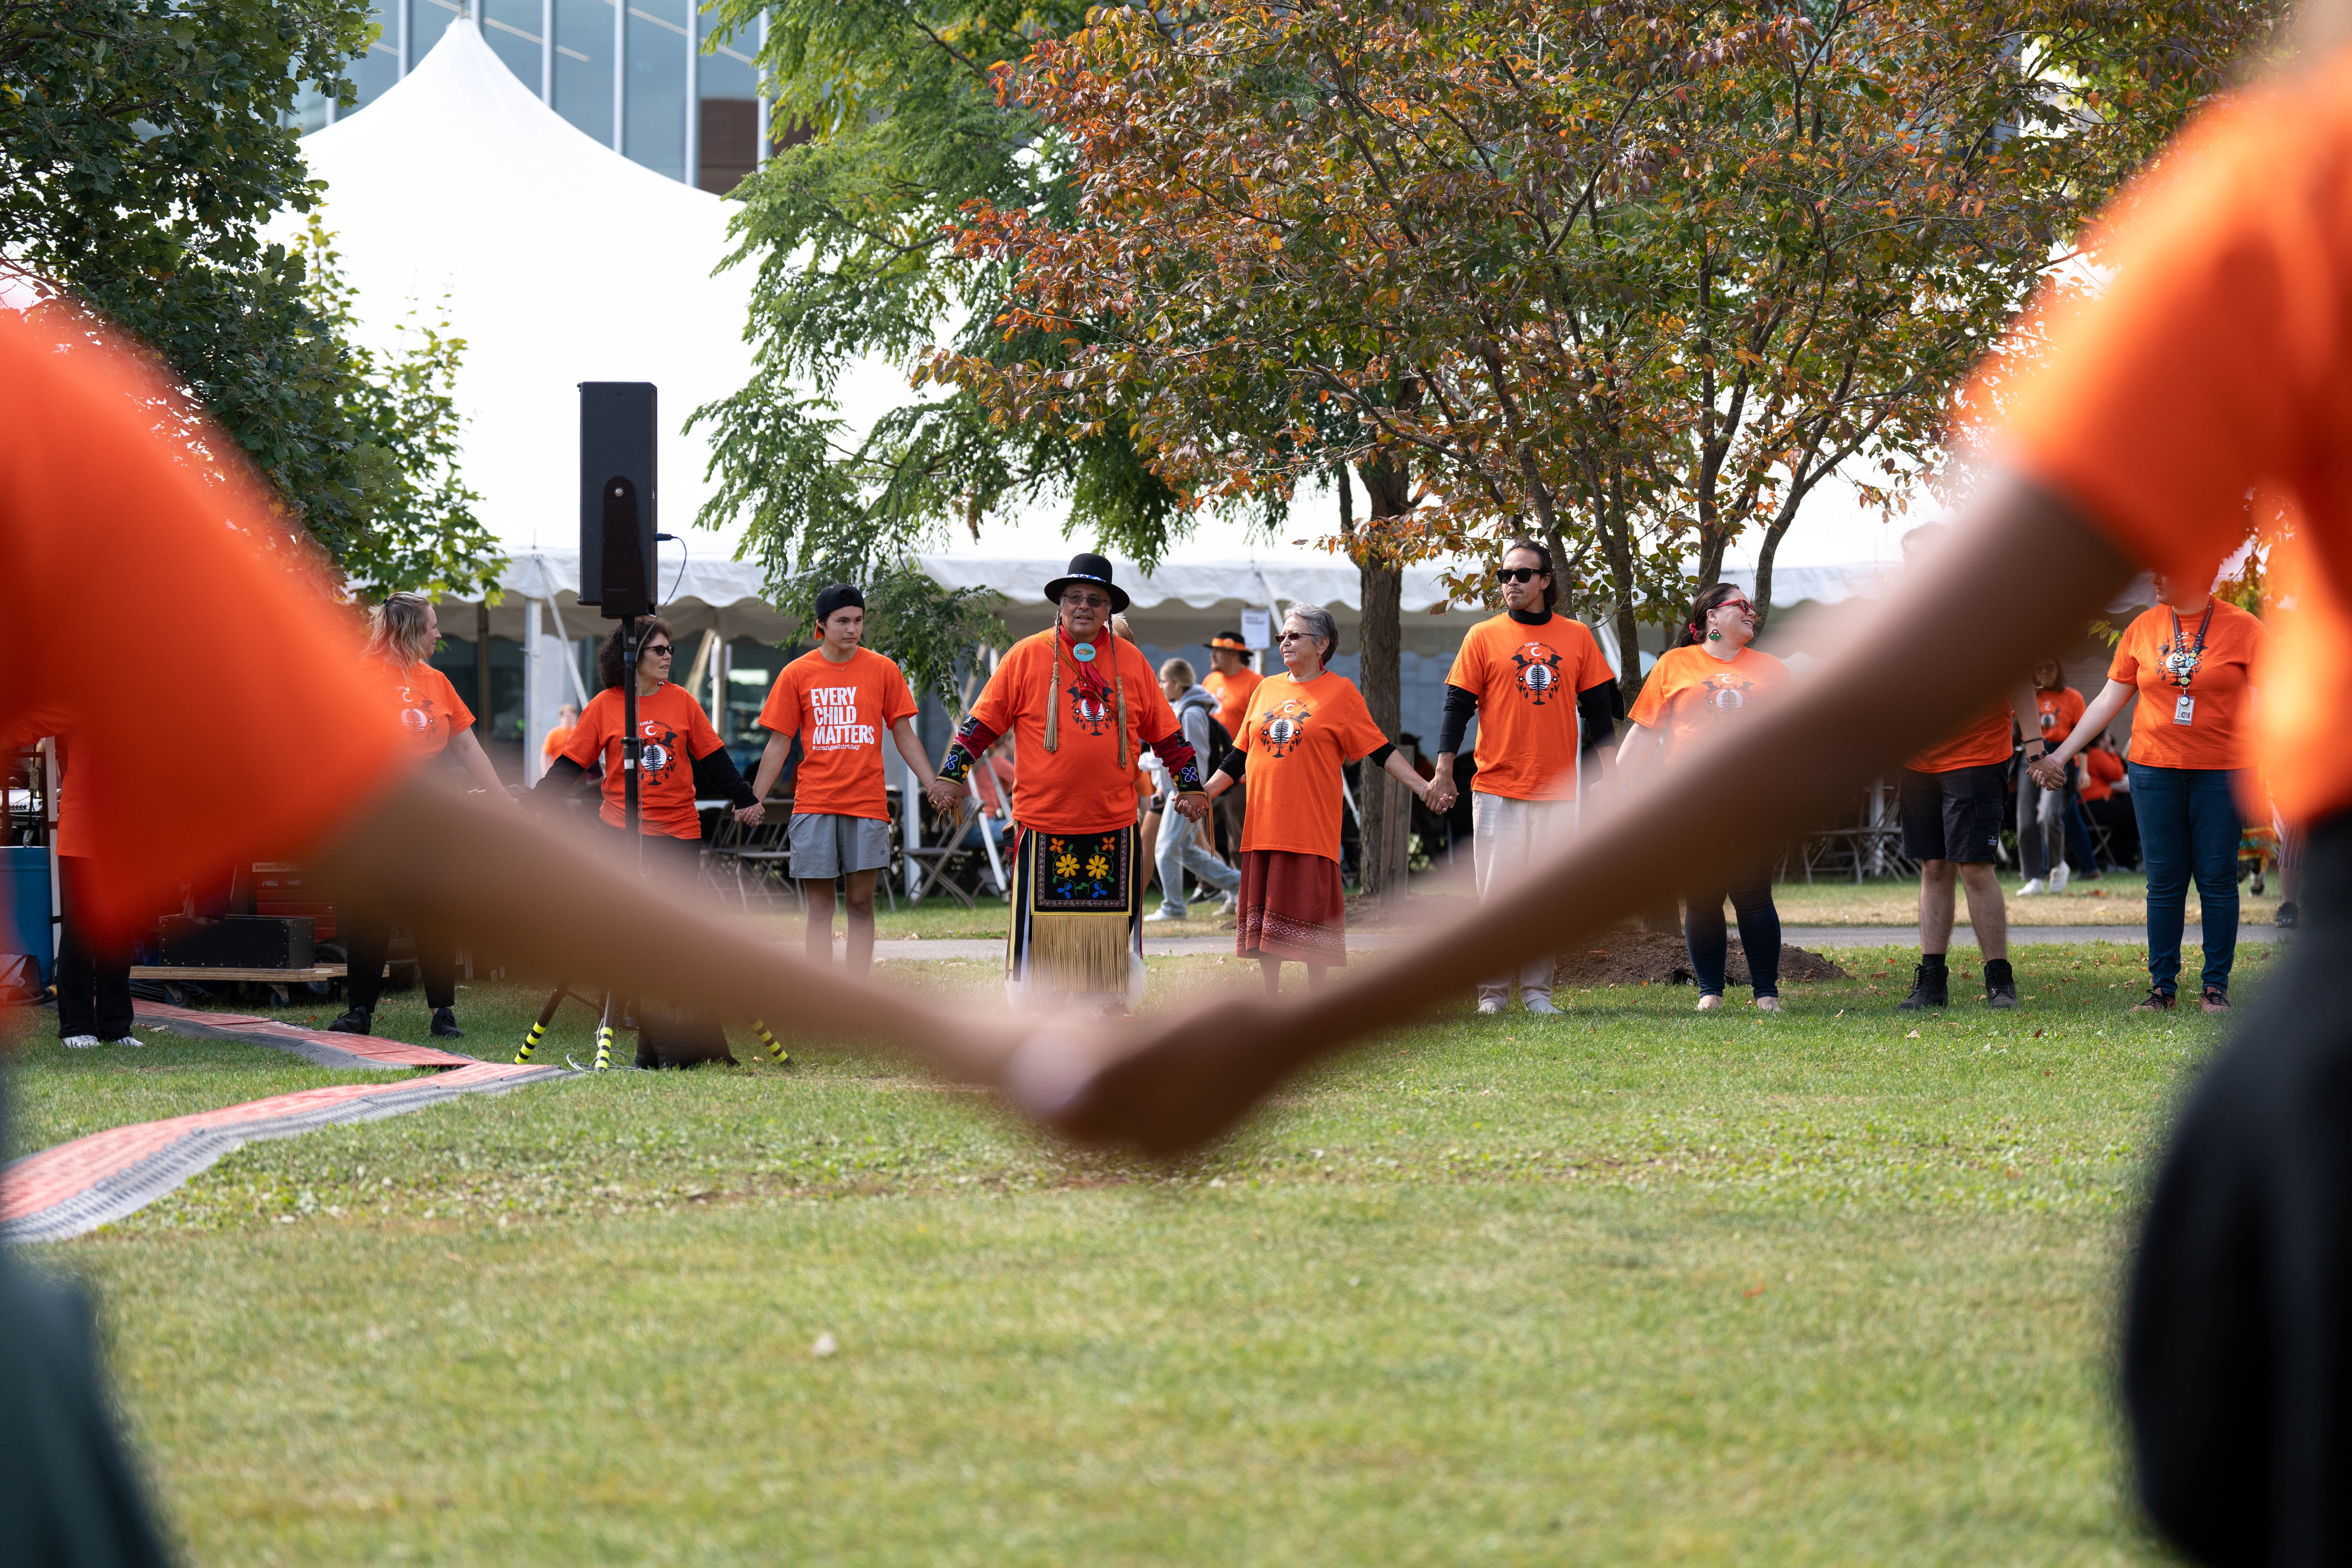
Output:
top-left (637, 720), bottom-right (680, 785)
top-left (1065, 681), bottom-right (1116, 737)
top-left (1259, 699), bottom-right (1312, 757)
top-left (1510, 642), bottom-right (1563, 705)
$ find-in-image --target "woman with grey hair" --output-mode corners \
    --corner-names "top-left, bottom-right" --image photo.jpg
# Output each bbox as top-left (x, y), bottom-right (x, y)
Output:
top-left (1205, 603), bottom-right (1431, 995)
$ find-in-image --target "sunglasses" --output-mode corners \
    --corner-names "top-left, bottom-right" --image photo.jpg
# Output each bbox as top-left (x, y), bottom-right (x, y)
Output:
top-left (1495, 567), bottom-right (1546, 584)
top-left (1277, 629), bottom-right (1318, 643)
top-left (1712, 598), bottom-right (1756, 617)
top-left (643, 643), bottom-right (675, 657)
top-left (1061, 593), bottom-right (1111, 609)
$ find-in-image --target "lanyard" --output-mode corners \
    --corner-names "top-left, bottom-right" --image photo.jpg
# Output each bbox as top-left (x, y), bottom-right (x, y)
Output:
top-left (2163, 603), bottom-right (2215, 690)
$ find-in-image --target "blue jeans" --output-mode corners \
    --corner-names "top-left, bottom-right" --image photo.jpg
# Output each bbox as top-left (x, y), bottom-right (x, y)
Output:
top-left (1156, 816), bottom-right (1240, 914)
top-left (2129, 763), bottom-right (2243, 995)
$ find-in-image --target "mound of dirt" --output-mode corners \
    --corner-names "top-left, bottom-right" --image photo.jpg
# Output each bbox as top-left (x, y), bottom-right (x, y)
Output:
top-left (1550, 929), bottom-right (1849, 989)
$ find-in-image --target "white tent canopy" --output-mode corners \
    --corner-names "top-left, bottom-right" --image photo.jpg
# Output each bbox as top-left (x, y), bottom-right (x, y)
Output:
top-left (278, 18), bottom-right (756, 552)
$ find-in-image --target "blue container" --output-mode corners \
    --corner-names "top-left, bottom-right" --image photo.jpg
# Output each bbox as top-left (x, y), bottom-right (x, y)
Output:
top-left (2, 845), bottom-right (54, 986)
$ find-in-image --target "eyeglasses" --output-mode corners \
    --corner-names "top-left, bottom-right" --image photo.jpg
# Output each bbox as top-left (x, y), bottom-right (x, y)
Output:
top-left (1495, 567), bottom-right (1546, 584)
top-left (1061, 592), bottom-right (1111, 610)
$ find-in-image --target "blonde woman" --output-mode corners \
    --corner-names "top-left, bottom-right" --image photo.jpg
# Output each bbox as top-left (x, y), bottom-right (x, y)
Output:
top-left (329, 592), bottom-right (507, 1038)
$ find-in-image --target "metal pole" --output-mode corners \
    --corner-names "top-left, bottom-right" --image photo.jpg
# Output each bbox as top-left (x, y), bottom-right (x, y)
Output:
top-left (540, 0), bottom-right (554, 100)
top-left (754, 9), bottom-right (769, 166)
top-left (612, 0), bottom-right (627, 152)
top-left (525, 597), bottom-right (546, 786)
top-left (684, 0), bottom-right (700, 188)
top-left (399, 0), bottom-right (412, 76)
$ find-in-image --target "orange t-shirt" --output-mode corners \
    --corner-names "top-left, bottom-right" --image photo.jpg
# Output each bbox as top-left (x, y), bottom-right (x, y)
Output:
top-left (1625, 644), bottom-right (1790, 759)
top-left (756, 646), bottom-right (918, 821)
top-left (2080, 747), bottom-right (2125, 803)
top-left (0, 302), bottom-right (404, 942)
top-left (2035, 686), bottom-right (2087, 748)
top-left (1236, 671), bottom-right (1390, 862)
top-left (1206, 665), bottom-right (1262, 739)
top-left (560, 681), bottom-right (727, 839)
top-left (1446, 612), bottom-right (1616, 800)
top-left (2106, 601), bottom-right (2267, 771)
top-left (1908, 704), bottom-right (2013, 773)
top-left (373, 659), bottom-right (473, 757)
top-left (1980, 48), bottom-right (2352, 821)
top-left (968, 629), bottom-right (1180, 834)
top-left (541, 723), bottom-right (574, 761)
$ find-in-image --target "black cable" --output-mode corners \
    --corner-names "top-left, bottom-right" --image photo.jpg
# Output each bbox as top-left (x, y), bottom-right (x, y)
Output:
top-left (654, 532), bottom-right (687, 607)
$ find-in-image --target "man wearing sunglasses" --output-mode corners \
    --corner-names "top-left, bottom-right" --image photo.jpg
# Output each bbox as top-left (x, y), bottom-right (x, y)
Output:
top-left (1425, 539), bottom-right (1619, 1016)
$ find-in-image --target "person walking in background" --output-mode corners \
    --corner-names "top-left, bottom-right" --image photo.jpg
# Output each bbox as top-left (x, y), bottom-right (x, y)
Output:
top-left (749, 584), bottom-right (934, 979)
top-left (1894, 526), bottom-right (2043, 1013)
top-left (50, 736), bottom-right (136, 1049)
top-left (544, 619), bottom-right (763, 1064)
top-left (1615, 585), bottom-right (1791, 1013)
top-left (2018, 657), bottom-right (2089, 895)
top-left (540, 702), bottom-right (578, 769)
top-left (927, 554), bottom-right (1208, 1008)
top-left (1204, 632), bottom-right (1261, 857)
top-left (1206, 604), bottom-right (1431, 997)
top-left (330, 591), bottom-right (512, 1039)
top-left (2034, 571), bottom-right (2267, 1012)
top-left (2077, 733), bottom-right (2138, 871)
top-left (1148, 657), bottom-right (1241, 922)
top-left (1423, 538), bottom-right (1617, 1017)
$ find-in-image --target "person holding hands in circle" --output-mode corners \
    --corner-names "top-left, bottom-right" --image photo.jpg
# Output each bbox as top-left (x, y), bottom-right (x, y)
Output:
top-left (1205, 604), bottom-right (1433, 998)
top-left (1423, 539), bottom-right (1618, 1016)
top-left (1615, 584), bottom-right (1792, 1012)
top-left (2033, 570), bottom-right (2267, 1012)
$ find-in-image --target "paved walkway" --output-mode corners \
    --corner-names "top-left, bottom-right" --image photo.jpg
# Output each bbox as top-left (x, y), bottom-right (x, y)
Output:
top-left (870, 924), bottom-right (2279, 963)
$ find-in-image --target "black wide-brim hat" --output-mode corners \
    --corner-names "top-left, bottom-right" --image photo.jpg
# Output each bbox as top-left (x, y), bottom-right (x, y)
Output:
top-left (1043, 552), bottom-right (1129, 614)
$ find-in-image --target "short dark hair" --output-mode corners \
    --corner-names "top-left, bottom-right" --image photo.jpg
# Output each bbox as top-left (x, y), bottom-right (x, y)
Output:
top-left (598, 616), bottom-right (676, 691)
top-left (1501, 538), bottom-right (1560, 611)
top-left (1676, 583), bottom-right (1749, 649)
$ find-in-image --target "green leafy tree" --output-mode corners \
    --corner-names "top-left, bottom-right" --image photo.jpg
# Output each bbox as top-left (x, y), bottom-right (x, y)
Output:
top-left (692, 0), bottom-right (1236, 701)
top-left (1, 0), bottom-right (500, 595)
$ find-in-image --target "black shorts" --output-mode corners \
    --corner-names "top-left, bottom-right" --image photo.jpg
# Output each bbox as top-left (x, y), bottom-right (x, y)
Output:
top-left (1899, 763), bottom-right (2007, 864)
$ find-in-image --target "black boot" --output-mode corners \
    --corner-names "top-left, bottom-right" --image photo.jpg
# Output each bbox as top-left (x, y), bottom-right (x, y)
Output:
top-left (1898, 958), bottom-right (1949, 1011)
top-left (430, 1007), bottom-right (464, 1039)
top-left (1983, 958), bottom-right (2019, 1010)
top-left (326, 1005), bottom-right (372, 1035)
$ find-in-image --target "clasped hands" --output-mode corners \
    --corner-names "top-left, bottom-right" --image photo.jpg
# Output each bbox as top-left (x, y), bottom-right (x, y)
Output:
top-left (2025, 754), bottom-right (2068, 790)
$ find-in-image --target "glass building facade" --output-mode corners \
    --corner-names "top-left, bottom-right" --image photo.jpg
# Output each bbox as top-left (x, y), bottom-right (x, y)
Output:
top-left (291, 0), bottom-right (768, 195)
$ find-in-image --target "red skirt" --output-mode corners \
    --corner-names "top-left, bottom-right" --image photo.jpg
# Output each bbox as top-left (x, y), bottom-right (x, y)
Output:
top-left (1236, 849), bottom-right (1346, 965)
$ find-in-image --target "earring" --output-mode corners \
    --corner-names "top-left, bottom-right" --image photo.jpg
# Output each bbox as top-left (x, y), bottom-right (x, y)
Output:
top-left (1706, 630), bottom-right (1722, 641)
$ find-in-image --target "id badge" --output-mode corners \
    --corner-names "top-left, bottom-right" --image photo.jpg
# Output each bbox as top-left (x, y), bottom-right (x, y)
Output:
top-left (2173, 694), bottom-right (2196, 726)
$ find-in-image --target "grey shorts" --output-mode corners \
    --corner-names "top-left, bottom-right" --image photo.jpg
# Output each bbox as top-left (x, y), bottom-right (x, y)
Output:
top-left (788, 812), bottom-right (892, 880)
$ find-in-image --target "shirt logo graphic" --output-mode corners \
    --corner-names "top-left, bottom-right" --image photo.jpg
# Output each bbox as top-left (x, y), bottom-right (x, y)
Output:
top-left (1258, 700), bottom-right (1312, 757)
top-left (2160, 645), bottom-right (2203, 688)
top-left (1703, 675), bottom-right (1756, 715)
top-left (1066, 681), bottom-right (1116, 737)
top-left (395, 685), bottom-right (435, 734)
top-left (638, 720), bottom-right (680, 784)
top-left (1510, 643), bottom-right (1563, 704)
top-left (808, 684), bottom-right (877, 750)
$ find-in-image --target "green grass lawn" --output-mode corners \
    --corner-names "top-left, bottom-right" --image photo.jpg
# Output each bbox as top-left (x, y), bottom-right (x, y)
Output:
top-left (8, 937), bottom-right (2264, 1565)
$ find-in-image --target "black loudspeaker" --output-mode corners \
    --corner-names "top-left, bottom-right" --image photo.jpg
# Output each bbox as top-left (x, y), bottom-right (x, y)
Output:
top-left (156, 916), bottom-right (317, 970)
top-left (579, 382), bottom-right (657, 618)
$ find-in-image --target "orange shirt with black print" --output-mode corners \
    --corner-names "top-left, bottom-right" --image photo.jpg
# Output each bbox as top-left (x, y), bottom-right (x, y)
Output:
top-left (372, 660), bottom-right (473, 758)
top-left (560, 681), bottom-right (728, 839)
top-left (2036, 686), bottom-right (2088, 749)
top-left (1446, 612), bottom-right (1616, 801)
top-left (1235, 671), bottom-right (1390, 862)
top-left (2106, 600), bottom-right (2268, 772)
top-left (1627, 645), bottom-right (1791, 759)
top-left (966, 629), bottom-right (1180, 835)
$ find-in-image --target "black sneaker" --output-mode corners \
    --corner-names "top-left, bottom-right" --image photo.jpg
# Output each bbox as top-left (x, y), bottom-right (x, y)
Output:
top-left (1897, 964), bottom-right (1948, 1011)
top-left (1984, 960), bottom-right (2019, 1011)
top-left (2278, 901), bottom-right (2301, 930)
top-left (2132, 988), bottom-right (2176, 1014)
top-left (430, 1007), bottom-right (464, 1039)
top-left (326, 1007), bottom-right (372, 1035)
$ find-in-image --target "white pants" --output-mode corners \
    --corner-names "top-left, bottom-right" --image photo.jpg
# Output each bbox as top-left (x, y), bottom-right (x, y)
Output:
top-left (1472, 791), bottom-right (1576, 1002)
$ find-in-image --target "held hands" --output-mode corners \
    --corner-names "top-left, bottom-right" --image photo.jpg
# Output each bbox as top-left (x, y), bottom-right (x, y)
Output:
top-left (924, 776), bottom-right (965, 817)
top-left (2027, 756), bottom-right (2066, 791)
top-left (1170, 791), bottom-right (1209, 822)
top-left (1422, 778), bottom-right (1457, 813)
top-left (734, 801), bottom-right (766, 826)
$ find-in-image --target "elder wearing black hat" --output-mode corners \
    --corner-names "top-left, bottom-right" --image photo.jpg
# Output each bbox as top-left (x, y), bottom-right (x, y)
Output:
top-left (928, 554), bottom-right (1207, 1008)
top-left (751, 583), bottom-right (937, 979)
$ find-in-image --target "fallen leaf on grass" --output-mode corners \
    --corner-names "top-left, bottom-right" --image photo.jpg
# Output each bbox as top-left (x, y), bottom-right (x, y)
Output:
top-left (1743, 1284), bottom-right (1766, 1298)
top-left (1905, 1029), bottom-right (1921, 1039)
top-left (812, 1332), bottom-right (839, 1358)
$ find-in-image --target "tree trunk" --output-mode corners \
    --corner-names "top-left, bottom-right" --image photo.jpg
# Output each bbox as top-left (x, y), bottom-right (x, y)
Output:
top-left (1353, 456), bottom-right (1412, 905)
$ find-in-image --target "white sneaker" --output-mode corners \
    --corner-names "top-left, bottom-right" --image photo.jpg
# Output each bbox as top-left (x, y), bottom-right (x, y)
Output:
top-left (1522, 995), bottom-right (1561, 1016)
top-left (1476, 996), bottom-right (1506, 1017)
top-left (2049, 863), bottom-right (2069, 892)
top-left (60, 1034), bottom-right (100, 1049)
top-left (105, 1036), bottom-right (143, 1048)
top-left (1216, 893), bottom-right (1238, 915)
top-left (1144, 907), bottom-right (1186, 923)
top-left (2017, 878), bottom-right (2047, 897)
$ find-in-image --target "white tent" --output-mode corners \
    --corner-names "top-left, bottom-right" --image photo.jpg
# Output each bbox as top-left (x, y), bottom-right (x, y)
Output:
top-left (279, 17), bottom-right (756, 553)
